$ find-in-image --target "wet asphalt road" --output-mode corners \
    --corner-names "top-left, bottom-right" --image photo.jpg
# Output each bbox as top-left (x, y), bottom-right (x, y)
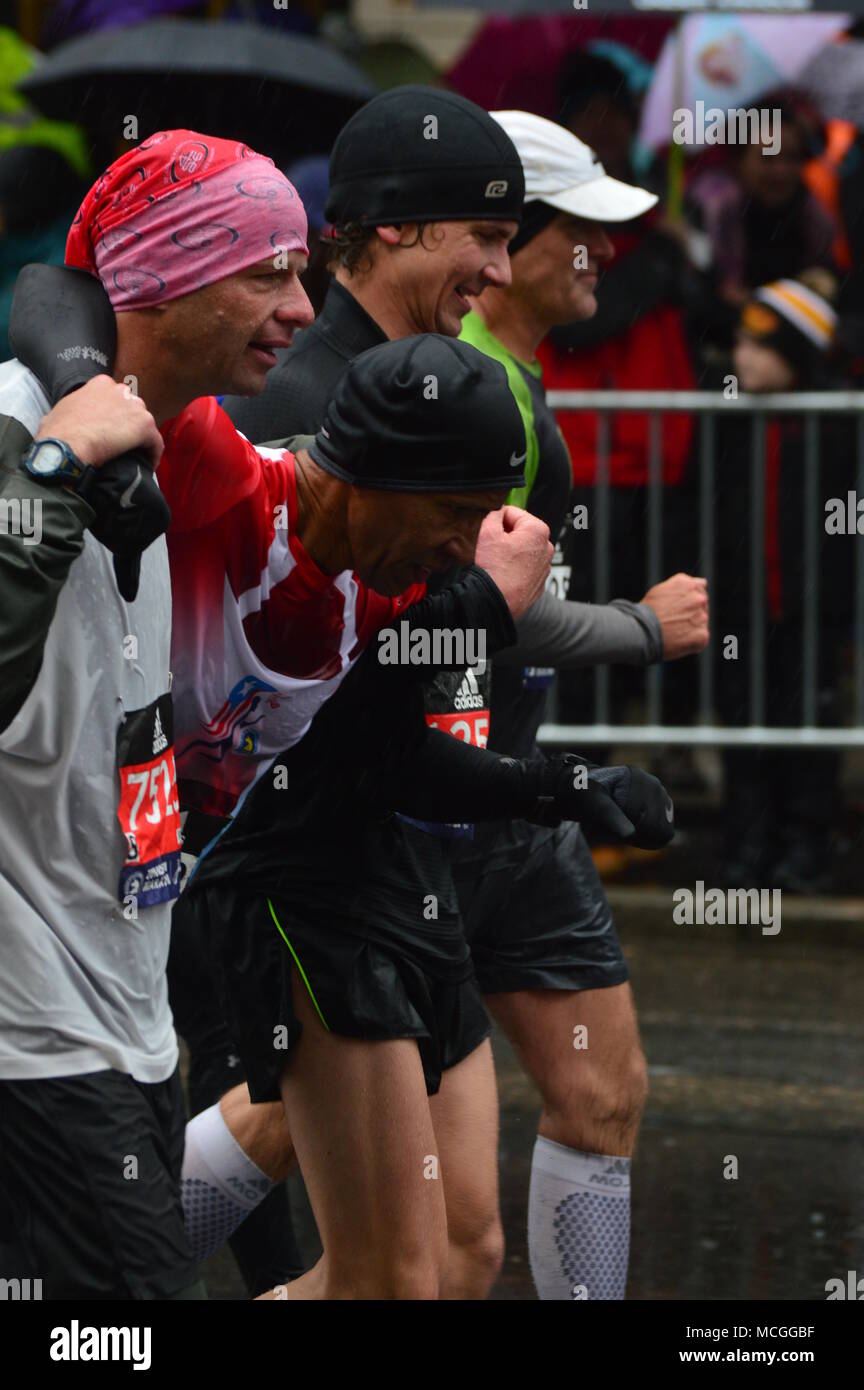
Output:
top-left (198, 893), bottom-right (864, 1301)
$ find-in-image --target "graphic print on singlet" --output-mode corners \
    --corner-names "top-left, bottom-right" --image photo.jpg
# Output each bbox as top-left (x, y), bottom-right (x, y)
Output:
top-left (158, 398), bottom-right (424, 818)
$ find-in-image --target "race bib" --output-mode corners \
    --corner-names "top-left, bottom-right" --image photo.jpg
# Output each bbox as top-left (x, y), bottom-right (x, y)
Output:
top-left (425, 708), bottom-right (489, 749)
top-left (116, 694), bottom-right (183, 911)
top-left (423, 667), bottom-right (491, 750)
top-left (545, 563), bottom-right (572, 603)
top-left (399, 667), bottom-right (491, 840)
top-left (548, 505), bottom-right (574, 603)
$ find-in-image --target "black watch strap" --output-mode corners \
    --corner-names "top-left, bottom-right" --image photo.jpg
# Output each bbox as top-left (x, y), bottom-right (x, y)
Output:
top-left (63, 460), bottom-right (99, 505)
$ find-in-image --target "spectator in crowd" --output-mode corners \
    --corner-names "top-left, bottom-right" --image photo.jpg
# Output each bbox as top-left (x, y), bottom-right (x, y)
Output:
top-left (686, 92), bottom-right (839, 359)
top-left (545, 51), bottom-right (700, 729)
top-left (714, 270), bottom-right (854, 893)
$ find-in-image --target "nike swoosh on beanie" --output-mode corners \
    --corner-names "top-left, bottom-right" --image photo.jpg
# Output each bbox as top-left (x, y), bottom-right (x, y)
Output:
top-left (308, 334), bottom-right (528, 493)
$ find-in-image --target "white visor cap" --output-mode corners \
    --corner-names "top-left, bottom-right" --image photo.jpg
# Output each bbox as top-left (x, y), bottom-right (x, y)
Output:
top-left (491, 109), bottom-right (658, 223)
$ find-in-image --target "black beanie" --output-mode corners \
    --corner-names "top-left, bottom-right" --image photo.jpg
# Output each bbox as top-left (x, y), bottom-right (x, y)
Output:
top-left (326, 84), bottom-right (524, 228)
top-left (308, 334), bottom-right (528, 493)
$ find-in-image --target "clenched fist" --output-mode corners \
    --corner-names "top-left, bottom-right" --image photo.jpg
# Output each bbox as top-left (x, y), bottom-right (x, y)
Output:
top-left (36, 376), bottom-right (163, 470)
top-left (475, 505), bottom-right (553, 621)
top-left (641, 573), bottom-right (709, 660)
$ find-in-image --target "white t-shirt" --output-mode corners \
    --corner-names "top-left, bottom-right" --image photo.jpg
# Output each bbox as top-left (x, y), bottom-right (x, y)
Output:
top-left (0, 361), bottom-right (178, 1082)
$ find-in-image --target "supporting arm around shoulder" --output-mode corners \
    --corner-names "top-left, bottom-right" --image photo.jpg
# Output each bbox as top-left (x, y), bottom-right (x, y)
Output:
top-left (380, 565), bottom-right (516, 679)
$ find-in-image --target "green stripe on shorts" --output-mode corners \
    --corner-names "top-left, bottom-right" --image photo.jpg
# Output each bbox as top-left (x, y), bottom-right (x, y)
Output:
top-left (266, 897), bottom-right (331, 1031)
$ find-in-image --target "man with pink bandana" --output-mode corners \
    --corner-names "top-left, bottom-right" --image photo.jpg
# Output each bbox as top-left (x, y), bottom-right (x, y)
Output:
top-left (63, 129), bottom-right (311, 407)
top-left (0, 129), bottom-right (312, 1300)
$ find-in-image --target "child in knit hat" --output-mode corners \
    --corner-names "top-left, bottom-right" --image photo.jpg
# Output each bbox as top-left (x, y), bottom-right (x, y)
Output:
top-left (734, 269), bottom-right (837, 392)
top-left (716, 269), bottom-right (854, 893)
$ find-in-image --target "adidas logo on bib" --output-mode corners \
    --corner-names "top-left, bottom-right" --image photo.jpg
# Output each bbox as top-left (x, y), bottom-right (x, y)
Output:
top-left (152, 710), bottom-right (168, 755)
top-left (454, 668), bottom-right (485, 712)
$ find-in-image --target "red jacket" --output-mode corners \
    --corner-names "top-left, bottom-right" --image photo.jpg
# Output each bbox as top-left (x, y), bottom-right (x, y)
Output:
top-left (538, 234), bottom-right (696, 487)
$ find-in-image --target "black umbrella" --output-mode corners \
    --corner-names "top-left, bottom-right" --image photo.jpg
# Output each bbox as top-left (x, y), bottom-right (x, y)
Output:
top-left (18, 19), bottom-right (376, 164)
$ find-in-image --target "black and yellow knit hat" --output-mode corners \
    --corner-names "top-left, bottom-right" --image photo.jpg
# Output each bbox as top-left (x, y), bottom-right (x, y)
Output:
top-left (740, 274), bottom-right (837, 377)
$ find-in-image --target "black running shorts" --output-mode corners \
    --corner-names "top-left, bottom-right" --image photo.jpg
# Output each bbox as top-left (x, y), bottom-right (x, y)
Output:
top-left (452, 819), bottom-right (629, 994)
top-left (0, 1067), bottom-right (204, 1300)
top-left (177, 874), bottom-right (491, 1105)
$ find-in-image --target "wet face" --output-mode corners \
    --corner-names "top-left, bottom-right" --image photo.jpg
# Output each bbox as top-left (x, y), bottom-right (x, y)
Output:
top-left (152, 252), bottom-right (314, 398)
top-left (511, 212), bottom-right (614, 327)
top-left (733, 333), bottom-right (797, 392)
top-left (377, 219), bottom-right (518, 337)
top-left (345, 485), bottom-right (508, 595)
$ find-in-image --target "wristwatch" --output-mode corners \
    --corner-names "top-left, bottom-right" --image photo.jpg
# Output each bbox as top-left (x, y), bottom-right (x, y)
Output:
top-left (21, 437), bottom-right (97, 503)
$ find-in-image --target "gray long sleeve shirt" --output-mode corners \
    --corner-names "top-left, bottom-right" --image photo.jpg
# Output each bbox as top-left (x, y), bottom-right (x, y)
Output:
top-left (497, 591), bottom-right (664, 670)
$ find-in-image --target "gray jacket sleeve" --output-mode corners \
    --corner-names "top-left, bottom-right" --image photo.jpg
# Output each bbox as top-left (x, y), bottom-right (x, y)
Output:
top-left (494, 590), bottom-right (664, 669)
top-left (0, 413), bottom-right (95, 733)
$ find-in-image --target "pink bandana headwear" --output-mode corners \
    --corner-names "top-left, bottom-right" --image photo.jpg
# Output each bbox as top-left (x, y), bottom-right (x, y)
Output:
top-left (66, 130), bottom-right (308, 310)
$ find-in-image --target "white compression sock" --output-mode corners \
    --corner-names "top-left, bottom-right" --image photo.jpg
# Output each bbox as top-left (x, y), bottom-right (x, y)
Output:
top-left (181, 1102), bottom-right (275, 1264)
top-left (528, 1136), bottom-right (631, 1300)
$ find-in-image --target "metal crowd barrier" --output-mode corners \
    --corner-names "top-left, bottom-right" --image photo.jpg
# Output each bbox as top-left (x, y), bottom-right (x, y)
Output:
top-left (536, 390), bottom-right (864, 749)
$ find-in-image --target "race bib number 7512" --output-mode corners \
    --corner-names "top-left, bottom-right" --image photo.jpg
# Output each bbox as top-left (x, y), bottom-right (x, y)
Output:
top-left (116, 694), bottom-right (183, 911)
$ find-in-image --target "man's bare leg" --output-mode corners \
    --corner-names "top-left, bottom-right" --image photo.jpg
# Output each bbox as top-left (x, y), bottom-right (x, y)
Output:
top-left (428, 1038), bottom-right (504, 1299)
top-left (260, 965), bottom-right (448, 1300)
top-left (229, 1033), bottom-right (503, 1300)
top-left (219, 1086), bottom-right (295, 1181)
top-left (486, 983), bottom-right (647, 1300)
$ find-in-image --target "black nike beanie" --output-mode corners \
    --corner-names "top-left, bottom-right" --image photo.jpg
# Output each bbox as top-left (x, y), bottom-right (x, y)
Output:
top-left (308, 334), bottom-right (527, 493)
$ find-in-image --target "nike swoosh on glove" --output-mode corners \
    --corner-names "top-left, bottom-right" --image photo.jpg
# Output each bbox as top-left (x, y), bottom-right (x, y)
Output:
top-left (87, 453), bottom-right (171, 561)
top-left (528, 753), bottom-right (675, 849)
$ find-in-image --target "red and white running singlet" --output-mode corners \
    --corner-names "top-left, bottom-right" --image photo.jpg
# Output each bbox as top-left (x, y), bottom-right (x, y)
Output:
top-left (158, 397), bottom-right (424, 817)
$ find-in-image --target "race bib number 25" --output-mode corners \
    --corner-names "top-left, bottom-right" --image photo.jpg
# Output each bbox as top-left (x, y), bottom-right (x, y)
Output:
top-left (425, 709), bottom-right (489, 748)
top-left (116, 694), bottom-right (183, 911)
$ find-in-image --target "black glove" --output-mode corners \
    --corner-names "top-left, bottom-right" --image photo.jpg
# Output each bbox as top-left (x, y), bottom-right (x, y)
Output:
top-left (527, 753), bottom-right (675, 849)
top-left (86, 455), bottom-right (171, 600)
top-left (9, 263), bottom-right (169, 601)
